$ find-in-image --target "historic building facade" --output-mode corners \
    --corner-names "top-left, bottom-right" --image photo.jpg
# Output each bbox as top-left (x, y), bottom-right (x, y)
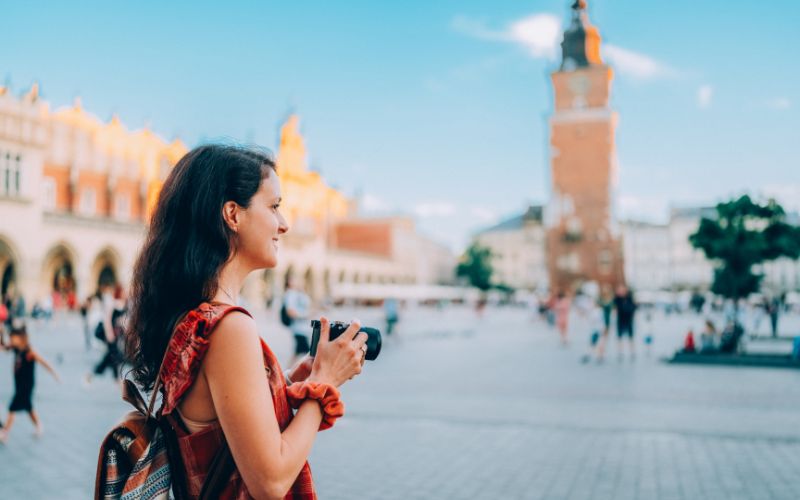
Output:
top-left (621, 208), bottom-right (800, 294)
top-left (546, 0), bottom-right (624, 292)
top-left (0, 85), bottom-right (454, 309)
top-left (474, 205), bottom-right (548, 291)
top-left (0, 84), bottom-right (185, 307)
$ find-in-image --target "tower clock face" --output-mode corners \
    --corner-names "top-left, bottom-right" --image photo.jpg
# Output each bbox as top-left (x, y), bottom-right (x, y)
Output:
top-left (568, 74), bottom-right (590, 96)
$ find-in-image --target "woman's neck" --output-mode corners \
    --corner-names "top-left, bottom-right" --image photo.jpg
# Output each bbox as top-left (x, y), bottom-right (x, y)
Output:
top-left (215, 259), bottom-right (251, 305)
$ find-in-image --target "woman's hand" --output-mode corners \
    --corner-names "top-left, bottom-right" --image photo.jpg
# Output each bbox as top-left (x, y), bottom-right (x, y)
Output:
top-left (307, 317), bottom-right (367, 387)
top-left (287, 355), bottom-right (314, 383)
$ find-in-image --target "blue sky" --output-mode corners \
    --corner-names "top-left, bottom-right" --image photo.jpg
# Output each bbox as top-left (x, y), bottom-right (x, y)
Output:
top-left (3, 0), bottom-right (799, 251)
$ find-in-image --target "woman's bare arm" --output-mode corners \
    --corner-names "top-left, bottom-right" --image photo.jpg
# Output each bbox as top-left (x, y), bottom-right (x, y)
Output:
top-left (203, 312), bottom-right (324, 499)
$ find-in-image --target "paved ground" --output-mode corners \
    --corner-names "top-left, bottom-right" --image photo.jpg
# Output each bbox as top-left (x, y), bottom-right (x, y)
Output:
top-left (0, 305), bottom-right (798, 499)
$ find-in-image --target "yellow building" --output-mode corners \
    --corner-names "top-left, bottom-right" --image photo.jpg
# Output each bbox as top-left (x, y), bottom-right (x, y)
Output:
top-left (1, 83), bottom-right (451, 309)
top-left (0, 83), bottom-right (186, 306)
top-left (275, 114), bottom-right (351, 241)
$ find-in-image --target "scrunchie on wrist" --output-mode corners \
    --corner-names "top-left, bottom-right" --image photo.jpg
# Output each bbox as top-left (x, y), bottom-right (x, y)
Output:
top-left (286, 381), bottom-right (344, 430)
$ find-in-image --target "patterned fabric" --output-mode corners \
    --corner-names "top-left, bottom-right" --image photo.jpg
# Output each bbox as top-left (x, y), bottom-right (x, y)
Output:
top-left (160, 302), bottom-right (317, 500)
top-left (121, 428), bottom-right (172, 500)
top-left (98, 425), bottom-right (171, 500)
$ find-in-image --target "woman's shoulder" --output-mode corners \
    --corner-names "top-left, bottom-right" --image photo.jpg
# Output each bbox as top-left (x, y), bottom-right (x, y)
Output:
top-left (161, 303), bottom-right (257, 414)
top-left (175, 302), bottom-right (253, 338)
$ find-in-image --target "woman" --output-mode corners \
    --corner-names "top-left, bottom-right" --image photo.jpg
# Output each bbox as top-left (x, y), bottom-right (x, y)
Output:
top-left (125, 145), bottom-right (367, 499)
top-left (553, 291), bottom-right (571, 345)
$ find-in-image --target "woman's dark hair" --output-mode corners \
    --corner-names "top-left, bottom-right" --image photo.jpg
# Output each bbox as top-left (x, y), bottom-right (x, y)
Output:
top-left (126, 144), bottom-right (275, 390)
top-left (10, 323), bottom-right (27, 337)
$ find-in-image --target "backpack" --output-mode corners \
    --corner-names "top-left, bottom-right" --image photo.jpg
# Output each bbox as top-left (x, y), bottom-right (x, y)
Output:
top-left (95, 345), bottom-right (234, 499)
top-left (0, 303), bottom-right (8, 323)
top-left (280, 300), bottom-right (293, 327)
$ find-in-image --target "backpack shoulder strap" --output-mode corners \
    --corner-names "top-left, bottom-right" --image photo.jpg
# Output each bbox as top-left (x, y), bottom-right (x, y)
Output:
top-left (153, 302), bottom-right (252, 417)
top-left (157, 302), bottom-right (248, 500)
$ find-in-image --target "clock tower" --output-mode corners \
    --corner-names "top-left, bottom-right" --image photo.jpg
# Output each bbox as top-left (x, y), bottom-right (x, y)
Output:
top-left (546, 0), bottom-right (623, 292)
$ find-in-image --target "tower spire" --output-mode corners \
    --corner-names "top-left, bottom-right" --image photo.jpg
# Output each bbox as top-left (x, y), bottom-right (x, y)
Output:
top-left (560, 0), bottom-right (603, 71)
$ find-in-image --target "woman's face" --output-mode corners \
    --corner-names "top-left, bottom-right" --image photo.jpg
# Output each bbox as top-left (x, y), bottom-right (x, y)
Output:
top-left (236, 172), bottom-right (289, 269)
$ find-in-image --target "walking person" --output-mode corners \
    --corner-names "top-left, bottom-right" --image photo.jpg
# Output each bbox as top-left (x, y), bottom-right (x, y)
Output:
top-left (594, 285), bottom-right (614, 362)
top-left (580, 299), bottom-right (604, 363)
top-left (0, 322), bottom-right (60, 442)
top-left (79, 295), bottom-right (93, 351)
top-left (614, 285), bottom-right (637, 360)
top-left (283, 275), bottom-right (312, 367)
top-left (553, 290), bottom-right (571, 346)
top-left (384, 297), bottom-right (399, 337)
top-left (123, 144), bottom-right (367, 498)
top-left (767, 296), bottom-right (781, 337)
top-left (85, 285), bottom-right (123, 384)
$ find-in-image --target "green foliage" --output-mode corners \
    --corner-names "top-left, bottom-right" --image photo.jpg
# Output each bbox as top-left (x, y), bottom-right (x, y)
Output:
top-left (689, 195), bottom-right (800, 300)
top-left (456, 242), bottom-right (494, 291)
top-left (492, 283), bottom-right (515, 294)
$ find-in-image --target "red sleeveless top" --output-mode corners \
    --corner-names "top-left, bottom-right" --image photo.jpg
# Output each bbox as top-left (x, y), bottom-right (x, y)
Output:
top-left (159, 302), bottom-right (317, 499)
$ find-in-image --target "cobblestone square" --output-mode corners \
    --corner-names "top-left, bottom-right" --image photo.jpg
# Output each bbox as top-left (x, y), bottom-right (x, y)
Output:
top-left (1, 305), bottom-right (799, 499)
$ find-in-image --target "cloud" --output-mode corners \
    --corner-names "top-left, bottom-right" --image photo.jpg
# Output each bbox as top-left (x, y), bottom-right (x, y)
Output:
top-left (361, 193), bottom-right (391, 213)
top-left (765, 97), bottom-right (792, 110)
top-left (451, 13), bottom-right (561, 59)
top-left (506, 14), bottom-right (562, 59)
top-left (453, 13), bottom-right (675, 81)
top-left (602, 44), bottom-right (676, 81)
top-left (413, 201), bottom-right (458, 218)
top-left (697, 84), bottom-right (713, 109)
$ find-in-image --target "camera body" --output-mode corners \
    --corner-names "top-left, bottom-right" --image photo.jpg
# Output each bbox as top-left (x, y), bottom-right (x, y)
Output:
top-left (310, 320), bottom-right (382, 361)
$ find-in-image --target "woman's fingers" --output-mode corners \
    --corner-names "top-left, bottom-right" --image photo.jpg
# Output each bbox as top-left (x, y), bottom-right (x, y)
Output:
top-left (318, 316), bottom-right (331, 343)
top-left (353, 331), bottom-right (368, 349)
top-left (336, 319), bottom-right (361, 344)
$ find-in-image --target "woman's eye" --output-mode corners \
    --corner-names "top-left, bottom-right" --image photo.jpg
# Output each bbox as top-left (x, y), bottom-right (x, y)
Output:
top-left (272, 204), bottom-right (281, 210)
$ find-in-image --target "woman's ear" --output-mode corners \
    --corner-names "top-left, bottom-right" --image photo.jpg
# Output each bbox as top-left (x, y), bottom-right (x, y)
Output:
top-left (222, 201), bottom-right (240, 232)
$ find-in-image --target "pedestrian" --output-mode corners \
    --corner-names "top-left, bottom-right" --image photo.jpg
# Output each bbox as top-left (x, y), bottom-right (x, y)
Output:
top-left (614, 285), bottom-right (637, 360)
top-left (580, 300), bottom-right (604, 363)
top-left (123, 144), bottom-right (367, 498)
top-left (85, 284), bottom-right (123, 384)
top-left (79, 295), bottom-right (92, 350)
top-left (0, 322), bottom-right (60, 442)
top-left (642, 309), bottom-right (654, 356)
top-left (384, 297), bottom-right (399, 337)
top-left (553, 290), bottom-right (571, 345)
top-left (283, 275), bottom-right (312, 367)
top-left (544, 291), bottom-right (557, 328)
top-left (767, 296), bottom-right (781, 337)
top-left (594, 285), bottom-right (614, 362)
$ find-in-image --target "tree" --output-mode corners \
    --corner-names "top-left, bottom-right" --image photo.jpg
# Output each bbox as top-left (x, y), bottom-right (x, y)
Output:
top-left (689, 195), bottom-right (800, 301)
top-left (456, 242), bottom-right (493, 291)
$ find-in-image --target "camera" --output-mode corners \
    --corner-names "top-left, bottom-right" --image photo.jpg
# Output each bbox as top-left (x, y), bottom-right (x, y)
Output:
top-left (310, 320), bottom-right (382, 361)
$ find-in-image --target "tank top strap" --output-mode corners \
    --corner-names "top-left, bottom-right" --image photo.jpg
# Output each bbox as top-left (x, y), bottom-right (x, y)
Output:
top-left (160, 302), bottom-right (252, 415)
